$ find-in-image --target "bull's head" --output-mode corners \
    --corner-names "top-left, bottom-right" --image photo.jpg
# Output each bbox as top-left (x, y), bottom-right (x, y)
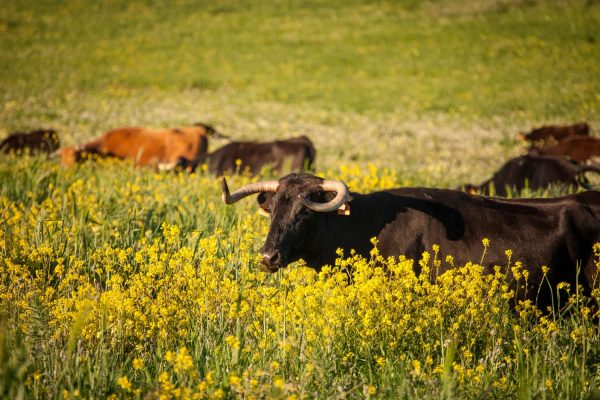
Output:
top-left (222, 173), bottom-right (351, 272)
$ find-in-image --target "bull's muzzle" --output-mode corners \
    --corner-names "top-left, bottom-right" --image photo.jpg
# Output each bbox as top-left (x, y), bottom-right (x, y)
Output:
top-left (260, 250), bottom-right (281, 273)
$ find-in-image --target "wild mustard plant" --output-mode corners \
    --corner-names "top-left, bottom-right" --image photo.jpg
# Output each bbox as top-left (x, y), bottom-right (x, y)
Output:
top-left (0, 156), bottom-right (599, 399)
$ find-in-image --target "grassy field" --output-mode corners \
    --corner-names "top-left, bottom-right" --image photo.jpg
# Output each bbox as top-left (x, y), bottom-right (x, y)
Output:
top-left (1, 0), bottom-right (600, 398)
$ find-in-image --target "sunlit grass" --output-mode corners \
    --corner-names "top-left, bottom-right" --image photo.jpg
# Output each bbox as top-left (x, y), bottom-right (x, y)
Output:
top-left (1, 0), bottom-right (599, 119)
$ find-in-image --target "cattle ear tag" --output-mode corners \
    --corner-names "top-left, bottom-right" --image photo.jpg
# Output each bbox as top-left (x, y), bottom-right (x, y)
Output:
top-left (337, 202), bottom-right (351, 216)
top-left (257, 208), bottom-right (270, 217)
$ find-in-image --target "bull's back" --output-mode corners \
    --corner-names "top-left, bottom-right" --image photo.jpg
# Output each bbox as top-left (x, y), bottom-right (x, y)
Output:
top-left (377, 188), bottom-right (600, 260)
top-left (373, 188), bottom-right (600, 304)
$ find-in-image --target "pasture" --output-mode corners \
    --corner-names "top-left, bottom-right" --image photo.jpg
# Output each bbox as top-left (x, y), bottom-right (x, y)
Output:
top-left (1, 0), bottom-right (600, 398)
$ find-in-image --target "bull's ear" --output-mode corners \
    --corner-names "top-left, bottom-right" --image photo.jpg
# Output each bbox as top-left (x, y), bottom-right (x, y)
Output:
top-left (257, 192), bottom-right (275, 214)
top-left (321, 192), bottom-right (353, 216)
top-left (337, 202), bottom-right (351, 216)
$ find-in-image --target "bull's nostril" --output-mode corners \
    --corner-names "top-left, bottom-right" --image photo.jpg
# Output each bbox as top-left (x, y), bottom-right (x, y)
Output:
top-left (270, 251), bottom-right (280, 264)
top-left (261, 250), bottom-right (281, 268)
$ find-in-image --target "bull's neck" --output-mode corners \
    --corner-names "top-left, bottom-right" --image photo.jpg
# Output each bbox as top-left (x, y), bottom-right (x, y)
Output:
top-left (315, 191), bottom-right (401, 265)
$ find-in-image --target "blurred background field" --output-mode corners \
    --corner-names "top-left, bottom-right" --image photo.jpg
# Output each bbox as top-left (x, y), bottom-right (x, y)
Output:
top-left (1, 0), bottom-right (600, 399)
top-left (1, 0), bottom-right (599, 185)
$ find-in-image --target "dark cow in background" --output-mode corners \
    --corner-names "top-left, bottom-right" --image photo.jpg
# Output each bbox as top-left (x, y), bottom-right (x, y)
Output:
top-left (1, 129), bottom-right (60, 154)
top-left (222, 173), bottom-right (600, 310)
top-left (530, 136), bottom-right (600, 163)
top-left (59, 123), bottom-right (221, 168)
top-left (520, 122), bottom-right (590, 146)
top-left (462, 154), bottom-right (600, 196)
top-left (179, 136), bottom-right (315, 176)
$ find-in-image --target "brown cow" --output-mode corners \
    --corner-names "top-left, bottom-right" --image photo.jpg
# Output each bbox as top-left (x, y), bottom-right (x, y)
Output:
top-left (462, 154), bottom-right (600, 196)
top-left (530, 136), bottom-right (600, 163)
top-left (1, 129), bottom-right (60, 155)
top-left (520, 122), bottom-right (590, 146)
top-left (178, 136), bottom-right (316, 176)
top-left (59, 123), bottom-right (222, 168)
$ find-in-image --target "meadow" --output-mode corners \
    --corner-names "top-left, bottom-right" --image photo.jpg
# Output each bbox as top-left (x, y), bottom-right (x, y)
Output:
top-left (1, 0), bottom-right (600, 398)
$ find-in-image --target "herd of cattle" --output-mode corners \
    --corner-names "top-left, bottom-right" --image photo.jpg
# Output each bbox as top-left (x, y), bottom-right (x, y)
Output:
top-left (0, 123), bottom-right (316, 176)
top-left (2, 121), bottom-right (600, 309)
top-left (465, 122), bottom-right (599, 195)
top-left (0, 122), bottom-right (598, 194)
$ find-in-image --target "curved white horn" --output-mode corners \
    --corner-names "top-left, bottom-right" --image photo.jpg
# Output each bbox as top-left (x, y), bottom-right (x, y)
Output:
top-left (301, 180), bottom-right (349, 212)
top-left (221, 178), bottom-right (279, 204)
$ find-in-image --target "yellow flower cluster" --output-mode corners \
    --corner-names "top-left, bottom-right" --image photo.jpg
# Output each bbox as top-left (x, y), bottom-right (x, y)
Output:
top-left (0, 156), bottom-right (599, 399)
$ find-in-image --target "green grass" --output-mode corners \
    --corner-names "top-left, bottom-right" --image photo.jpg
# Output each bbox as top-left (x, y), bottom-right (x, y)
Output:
top-left (1, 0), bottom-right (599, 118)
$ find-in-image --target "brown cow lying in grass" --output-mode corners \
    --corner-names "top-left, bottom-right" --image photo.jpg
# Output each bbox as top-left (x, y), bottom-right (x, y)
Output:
top-left (520, 122), bottom-right (589, 146)
top-left (462, 154), bottom-right (600, 196)
top-left (1, 129), bottom-right (60, 155)
top-left (59, 123), bottom-right (223, 168)
top-left (530, 136), bottom-right (600, 163)
top-left (177, 136), bottom-right (316, 176)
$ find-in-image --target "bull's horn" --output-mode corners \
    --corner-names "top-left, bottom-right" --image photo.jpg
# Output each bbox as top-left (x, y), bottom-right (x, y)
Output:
top-left (302, 180), bottom-right (349, 212)
top-left (221, 178), bottom-right (279, 204)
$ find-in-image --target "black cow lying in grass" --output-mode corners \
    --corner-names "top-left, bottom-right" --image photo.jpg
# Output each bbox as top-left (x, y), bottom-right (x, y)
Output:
top-left (178, 136), bottom-right (315, 176)
top-left (462, 154), bottom-right (600, 196)
top-left (0, 129), bottom-right (60, 154)
top-left (222, 173), bottom-right (600, 310)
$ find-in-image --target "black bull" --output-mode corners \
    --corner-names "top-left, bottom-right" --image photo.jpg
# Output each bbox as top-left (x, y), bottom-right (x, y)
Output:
top-left (223, 173), bottom-right (600, 309)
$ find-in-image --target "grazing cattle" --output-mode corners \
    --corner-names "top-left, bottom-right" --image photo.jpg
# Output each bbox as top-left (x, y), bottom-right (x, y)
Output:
top-left (462, 154), bottom-right (600, 196)
top-left (222, 173), bottom-right (600, 309)
top-left (531, 136), bottom-right (600, 163)
top-left (0, 129), bottom-right (60, 154)
top-left (179, 136), bottom-right (315, 176)
top-left (59, 123), bottom-right (222, 168)
top-left (520, 122), bottom-right (590, 145)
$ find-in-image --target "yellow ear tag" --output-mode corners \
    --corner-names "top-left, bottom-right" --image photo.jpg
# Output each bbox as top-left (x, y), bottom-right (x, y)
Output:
top-left (337, 203), bottom-right (351, 216)
top-left (258, 208), bottom-right (270, 217)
